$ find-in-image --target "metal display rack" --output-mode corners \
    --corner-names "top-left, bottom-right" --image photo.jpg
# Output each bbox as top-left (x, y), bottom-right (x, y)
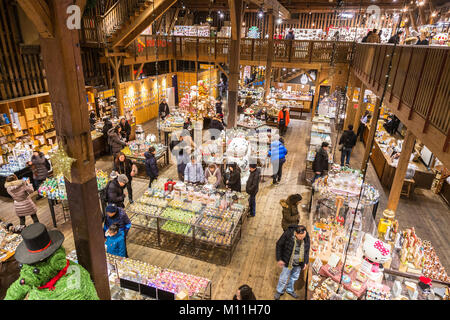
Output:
top-left (127, 183), bottom-right (249, 266)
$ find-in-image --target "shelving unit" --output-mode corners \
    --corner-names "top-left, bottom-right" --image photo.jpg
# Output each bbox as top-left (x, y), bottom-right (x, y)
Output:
top-left (0, 93), bottom-right (57, 165)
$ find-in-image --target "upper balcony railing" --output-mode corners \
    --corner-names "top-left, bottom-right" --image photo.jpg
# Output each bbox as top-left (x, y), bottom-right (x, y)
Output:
top-left (127, 36), bottom-right (355, 64)
top-left (352, 43), bottom-right (450, 139)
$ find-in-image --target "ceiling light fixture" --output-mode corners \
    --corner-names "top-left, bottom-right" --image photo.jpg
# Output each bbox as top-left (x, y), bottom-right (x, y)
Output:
top-left (277, 18), bottom-right (282, 24)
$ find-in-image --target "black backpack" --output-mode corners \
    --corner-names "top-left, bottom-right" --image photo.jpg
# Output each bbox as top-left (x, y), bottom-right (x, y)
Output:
top-left (101, 180), bottom-right (112, 203)
top-left (44, 158), bottom-right (51, 171)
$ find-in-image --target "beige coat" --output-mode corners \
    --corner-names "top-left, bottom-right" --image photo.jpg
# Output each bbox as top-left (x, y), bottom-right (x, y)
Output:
top-left (5, 180), bottom-right (37, 217)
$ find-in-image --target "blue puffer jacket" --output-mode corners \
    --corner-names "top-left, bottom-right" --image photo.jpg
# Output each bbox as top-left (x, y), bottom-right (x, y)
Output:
top-left (268, 140), bottom-right (288, 162)
top-left (103, 207), bottom-right (131, 236)
top-left (105, 230), bottom-right (126, 257)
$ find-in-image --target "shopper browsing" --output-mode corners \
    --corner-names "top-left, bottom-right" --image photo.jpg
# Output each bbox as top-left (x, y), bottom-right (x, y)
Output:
top-left (105, 223), bottom-right (126, 258)
top-left (119, 117), bottom-right (132, 142)
top-left (28, 150), bottom-right (49, 196)
top-left (144, 147), bottom-right (159, 188)
top-left (205, 163), bottom-right (222, 188)
top-left (277, 106), bottom-right (290, 136)
top-left (108, 126), bottom-right (127, 160)
top-left (268, 137), bottom-right (288, 184)
top-left (245, 163), bottom-right (260, 217)
top-left (312, 142), bottom-right (329, 184)
top-left (274, 225), bottom-right (310, 300)
top-left (105, 174), bottom-right (128, 208)
top-left (158, 98), bottom-right (170, 120)
top-left (233, 284), bottom-right (256, 300)
top-left (280, 194), bottom-right (303, 231)
top-left (114, 152), bottom-right (136, 203)
top-left (102, 117), bottom-right (113, 155)
top-left (104, 205), bottom-right (131, 257)
top-left (339, 125), bottom-right (357, 167)
top-left (5, 175), bottom-right (39, 226)
top-left (184, 156), bottom-right (205, 185)
top-left (357, 111), bottom-right (371, 142)
top-left (225, 163), bottom-right (241, 192)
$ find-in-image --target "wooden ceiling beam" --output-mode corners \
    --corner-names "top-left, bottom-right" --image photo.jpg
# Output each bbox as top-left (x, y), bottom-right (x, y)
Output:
top-left (16, 0), bottom-right (54, 38)
top-left (167, 7), bottom-right (181, 34)
top-left (250, 0), bottom-right (290, 19)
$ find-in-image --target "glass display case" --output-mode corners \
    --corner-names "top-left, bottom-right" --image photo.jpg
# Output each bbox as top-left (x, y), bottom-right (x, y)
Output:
top-left (127, 178), bottom-right (248, 265)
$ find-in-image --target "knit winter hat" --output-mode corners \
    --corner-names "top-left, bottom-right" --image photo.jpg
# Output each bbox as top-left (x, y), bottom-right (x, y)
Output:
top-left (117, 174), bottom-right (129, 184)
top-left (110, 170), bottom-right (118, 180)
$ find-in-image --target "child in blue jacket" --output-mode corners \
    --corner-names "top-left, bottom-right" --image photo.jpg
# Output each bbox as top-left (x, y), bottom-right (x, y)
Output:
top-left (268, 137), bottom-right (288, 185)
top-left (105, 224), bottom-right (127, 257)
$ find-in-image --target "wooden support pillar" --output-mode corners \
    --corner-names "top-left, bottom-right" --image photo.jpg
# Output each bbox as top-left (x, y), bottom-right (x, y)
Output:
top-left (227, 0), bottom-right (244, 128)
top-left (110, 57), bottom-right (124, 116)
top-left (418, 6), bottom-right (427, 26)
top-left (353, 83), bottom-right (367, 135)
top-left (343, 82), bottom-right (355, 131)
top-left (409, 10), bottom-right (418, 31)
top-left (130, 64), bottom-right (135, 81)
top-left (387, 129), bottom-right (416, 213)
top-left (311, 69), bottom-right (321, 118)
top-left (361, 97), bottom-right (382, 174)
top-left (263, 10), bottom-right (275, 101)
top-left (38, 0), bottom-right (110, 300)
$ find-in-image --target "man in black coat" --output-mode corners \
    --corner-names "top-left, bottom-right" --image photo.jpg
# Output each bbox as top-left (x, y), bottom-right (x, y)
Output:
top-left (274, 225), bottom-right (310, 300)
top-left (158, 98), bottom-right (170, 120)
top-left (144, 147), bottom-right (159, 188)
top-left (312, 142), bottom-right (329, 184)
top-left (102, 118), bottom-right (113, 154)
top-left (245, 164), bottom-right (260, 217)
top-left (105, 174), bottom-right (128, 208)
top-left (119, 118), bottom-right (132, 142)
top-left (339, 125), bottom-right (357, 167)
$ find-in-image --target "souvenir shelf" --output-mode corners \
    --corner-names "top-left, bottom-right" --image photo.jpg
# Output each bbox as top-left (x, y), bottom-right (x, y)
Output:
top-left (127, 178), bottom-right (248, 265)
top-left (306, 171), bottom-right (381, 300)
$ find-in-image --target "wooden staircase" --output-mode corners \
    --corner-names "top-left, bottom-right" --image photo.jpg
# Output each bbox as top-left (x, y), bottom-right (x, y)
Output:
top-left (108, 0), bottom-right (177, 48)
top-left (81, 0), bottom-right (176, 49)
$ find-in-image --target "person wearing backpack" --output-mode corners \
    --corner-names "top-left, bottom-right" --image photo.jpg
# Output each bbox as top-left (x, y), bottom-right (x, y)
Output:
top-left (28, 150), bottom-right (49, 198)
top-left (339, 125), bottom-right (357, 167)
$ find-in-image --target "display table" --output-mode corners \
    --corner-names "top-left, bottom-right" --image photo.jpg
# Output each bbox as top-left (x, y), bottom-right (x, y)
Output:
top-left (440, 179), bottom-right (450, 206)
top-left (91, 130), bottom-right (106, 159)
top-left (0, 227), bottom-right (21, 299)
top-left (38, 171), bottom-right (109, 226)
top-left (365, 129), bottom-right (435, 190)
top-left (127, 179), bottom-right (249, 265)
top-left (124, 145), bottom-right (170, 178)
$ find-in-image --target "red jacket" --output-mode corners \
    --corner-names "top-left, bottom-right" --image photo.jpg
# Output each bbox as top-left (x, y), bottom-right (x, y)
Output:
top-left (277, 109), bottom-right (290, 127)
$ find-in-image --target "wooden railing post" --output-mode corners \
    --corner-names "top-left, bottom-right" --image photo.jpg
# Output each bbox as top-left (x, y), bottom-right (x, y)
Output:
top-left (423, 51), bottom-right (447, 133)
top-left (397, 48), bottom-right (413, 110)
top-left (389, 46), bottom-right (402, 103)
top-left (308, 41), bottom-right (313, 63)
top-left (251, 39), bottom-right (255, 61)
top-left (408, 48), bottom-right (429, 120)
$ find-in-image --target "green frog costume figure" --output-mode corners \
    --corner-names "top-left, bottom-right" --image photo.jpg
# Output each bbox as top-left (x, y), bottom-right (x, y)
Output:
top-left (4, 223), bottom-right (99, 300)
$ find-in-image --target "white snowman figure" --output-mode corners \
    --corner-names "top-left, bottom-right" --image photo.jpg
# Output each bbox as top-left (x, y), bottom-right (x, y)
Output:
top-left (360, 233), bottom-right (391, 281)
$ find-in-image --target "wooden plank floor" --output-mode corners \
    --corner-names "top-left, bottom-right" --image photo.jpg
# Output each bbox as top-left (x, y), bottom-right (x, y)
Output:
top-left (1, 117), bottom-right (448, 299)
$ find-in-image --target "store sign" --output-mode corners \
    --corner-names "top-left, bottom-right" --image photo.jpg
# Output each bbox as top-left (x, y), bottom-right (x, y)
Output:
top-left (200, 64), bottom-right (215, 70)
top-left (100, 89), bottom-right (115, 99)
